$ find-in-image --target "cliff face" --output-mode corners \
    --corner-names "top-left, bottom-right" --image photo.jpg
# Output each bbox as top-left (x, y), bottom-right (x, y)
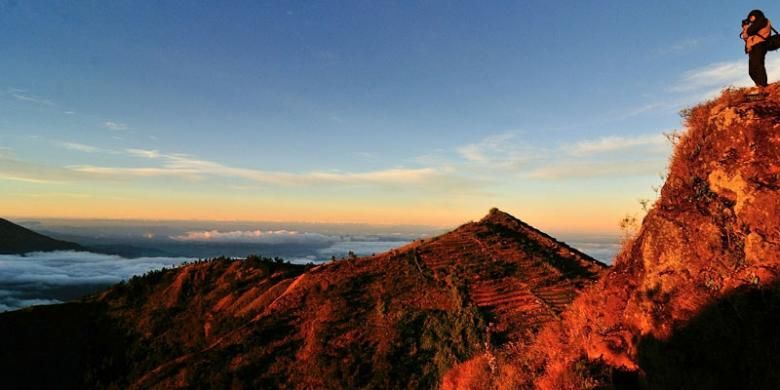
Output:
top-left (442, 86), bottom-right (780, 389)
top-left (0, 209), bottom-right (604, 389)
top-left (532, 86), bottom-right (780, 389)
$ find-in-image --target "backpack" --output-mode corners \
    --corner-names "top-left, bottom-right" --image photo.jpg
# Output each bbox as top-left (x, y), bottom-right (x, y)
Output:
top-left (767, 27), bottom-right (780, 51)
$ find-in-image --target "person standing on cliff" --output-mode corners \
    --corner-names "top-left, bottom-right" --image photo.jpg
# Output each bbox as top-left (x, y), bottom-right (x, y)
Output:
top-left (741, 10), bottom-right (773, 89)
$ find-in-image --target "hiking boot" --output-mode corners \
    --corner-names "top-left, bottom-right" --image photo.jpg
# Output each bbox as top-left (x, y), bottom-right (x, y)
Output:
top-left (745, 86), bottom-right (768, 101)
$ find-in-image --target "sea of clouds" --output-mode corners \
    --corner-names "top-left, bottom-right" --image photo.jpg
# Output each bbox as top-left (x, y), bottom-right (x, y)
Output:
top-left (567, 241), bottom-right (621, 264)
top-left (0, 240), bottom-right (409, 312)
top-left (171, 229), bottom-right (335, 245)
top-left (0, 251), bottom-right (190, 312)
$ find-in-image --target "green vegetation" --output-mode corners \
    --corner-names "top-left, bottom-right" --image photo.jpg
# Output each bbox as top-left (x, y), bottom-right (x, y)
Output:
top-left (384, 307), bottom-right (485, 389)
top-left (374, 271), bottom-right (485, 389)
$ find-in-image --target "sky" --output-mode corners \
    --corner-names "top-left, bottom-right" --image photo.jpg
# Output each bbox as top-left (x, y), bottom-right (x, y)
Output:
top-left (2, 1), bottom-right (780, 234)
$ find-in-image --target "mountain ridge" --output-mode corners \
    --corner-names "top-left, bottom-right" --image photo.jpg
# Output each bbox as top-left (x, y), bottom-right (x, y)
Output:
top-left (0, 218), bottom-right (85, 254)
top-left (0, 207), bottom-right (605, 389)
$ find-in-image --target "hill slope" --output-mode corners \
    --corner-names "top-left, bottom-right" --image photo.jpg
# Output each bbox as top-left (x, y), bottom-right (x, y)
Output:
top-left (0, 209), bottom-right (605, 389)
top-left (0, 218), bottom-right (84, 254)
top-left (450, 85), bottom-right (780, 389)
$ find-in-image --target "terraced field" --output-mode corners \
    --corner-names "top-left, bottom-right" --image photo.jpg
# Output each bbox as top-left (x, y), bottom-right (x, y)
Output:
top-left (415, 209), bottom-right (605, 346)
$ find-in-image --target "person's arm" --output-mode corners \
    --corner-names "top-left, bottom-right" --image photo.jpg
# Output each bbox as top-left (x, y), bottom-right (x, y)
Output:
top-left (746, 17), bottom-right (768, 36)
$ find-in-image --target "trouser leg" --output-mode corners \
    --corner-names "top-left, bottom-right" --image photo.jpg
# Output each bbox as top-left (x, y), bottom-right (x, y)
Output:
top-left (749, 44), bottom-right (768, 87)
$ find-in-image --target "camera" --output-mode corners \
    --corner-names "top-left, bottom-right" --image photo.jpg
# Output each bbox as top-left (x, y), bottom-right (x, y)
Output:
top-left (742, 18), bottom-right (751, 26)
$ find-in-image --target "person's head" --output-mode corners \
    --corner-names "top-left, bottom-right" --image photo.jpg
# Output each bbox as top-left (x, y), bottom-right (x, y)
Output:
top-left (748, 9), bottom-right (765, 22)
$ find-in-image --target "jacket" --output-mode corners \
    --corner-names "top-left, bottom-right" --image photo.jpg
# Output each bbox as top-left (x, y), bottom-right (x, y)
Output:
top-left (742, 18), bottom-right (773, 52)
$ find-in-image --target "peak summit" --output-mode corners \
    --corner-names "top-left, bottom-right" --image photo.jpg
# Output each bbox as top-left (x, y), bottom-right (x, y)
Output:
top-left (477, 207), bottom-right (533, 231)
top-left (479, 207), bottom-right (513, 222)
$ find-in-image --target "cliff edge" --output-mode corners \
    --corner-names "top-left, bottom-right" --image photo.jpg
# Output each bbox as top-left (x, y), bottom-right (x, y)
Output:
top-left (445, 85), bottom-right (780, 389)
top-left (535, 85), bottom-right (780, 389)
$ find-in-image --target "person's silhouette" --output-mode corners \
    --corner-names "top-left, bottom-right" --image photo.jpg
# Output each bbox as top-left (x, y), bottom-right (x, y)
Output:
top-left (741, 10), bottom-right (773, 88)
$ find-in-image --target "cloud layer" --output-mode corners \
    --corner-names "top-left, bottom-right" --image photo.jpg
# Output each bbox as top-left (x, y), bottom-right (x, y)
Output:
top-left (0, 251), bottom-right (189, 286)
top-left (171, 230), bottom-right (335, 245)
top-left (0, 251), bottom-right (190, 312)
top-left (68, 148), bottom-right (460, 189)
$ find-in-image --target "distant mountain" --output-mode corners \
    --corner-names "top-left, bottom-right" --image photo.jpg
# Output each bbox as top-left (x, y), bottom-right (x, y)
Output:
top-left (0, 208), bottom-right (605, 388)
top-left (0, 218), bottom-right (84, 254)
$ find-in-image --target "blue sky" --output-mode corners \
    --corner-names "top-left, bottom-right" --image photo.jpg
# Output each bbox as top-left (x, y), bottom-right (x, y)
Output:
top-left (1, 1), bottom-right (779, 232)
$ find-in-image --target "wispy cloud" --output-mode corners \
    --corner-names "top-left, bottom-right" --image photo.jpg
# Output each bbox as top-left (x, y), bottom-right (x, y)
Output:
top-left (612, 102), bottom-right (673, 120)
top-left (0, 145), bottom-right (481, 194)
top-left (70, 159), bottom-right (441, 186)
top-left (57, 141), bottom-right (120, 155)
top-left (27, 192), bottom-right (93, 199)
top-left (0, 150), bottom-right (65, 185)
top-left (125, 148), bottom-right (161, 159)
top-left (66, 148), bottom-right (478, 192)
top-left (305, 168), bottom-right (438, 184)
top-left (70, 165), bottom-right (203, 180)
top-left (453, 130), bottom-right (670, 180)
top-left (673, 61), bottom-right (744, 93)
top-left (0, 175), bottom-right (57, 184)
top-left (565, 133), bottom-right (667, 156)
top-left (614, 56), bottom-right (775, 120)
top-left (673, 56), bottom-right (780, 94)
top-left (11, 92), bottom-right (55, 106)
top-left (59, 142), bottom-right (98, 153)
top-left (0, 153), bottom-right (83, 184)
top-left (528, 159), bottom-right (663, 179)
top-left (456, 131), bottom-right (541, 171)
top-left (655, 38), bottom-right (700, 55)
top-left (103, 121), bottom-right (128, 131)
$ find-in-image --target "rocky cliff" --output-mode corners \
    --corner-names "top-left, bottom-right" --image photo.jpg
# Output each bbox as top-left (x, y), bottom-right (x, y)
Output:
top-left (446, 85), bottom-right (780, 389)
